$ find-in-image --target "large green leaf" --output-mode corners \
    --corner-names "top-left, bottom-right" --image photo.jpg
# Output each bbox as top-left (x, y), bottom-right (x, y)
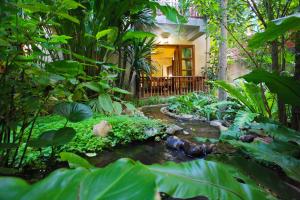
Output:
top-left (82, 82), bottom-right (103, 93)
top-left (29, 127), bottom-right (76, 147)
top-left (96, 27), bottom-right (118, 43)
top-left (149, 159), bottom-right (273, 200)
top-left (112, 101), bottom-right (123, 115)
top-left (60, 152), bottom-right (94, 169)
top-left (0, 158), bottom-right (274, 200)
top-left (98, 94), bottom-right (114, 113)
top-left (122, 31), bottom-right (155, 42)
top-left (242, 69), bottom-right (300, 106)
top-left (151, 2), bottom-right (187, 24)
top-left (78, 159), bottom-right (156, 200)
top-left (111, 87), bottom-right (131, 94)
top-left (248, 13), bottom-right (300, 48)
top-left (233, 110), bottom-right (257, 128)
top-left (213, 80), bottom-right (257, 113)
top-left (0, 177), bottom-right (29, 200)
top-left (250, 122), bottom-right (300, 145)
top-left (46, 60), bottom-right (84, 77)
top-left (54, 102), bottom-right (93, 122)
top-left (227, 140), bottom-right (300, 183)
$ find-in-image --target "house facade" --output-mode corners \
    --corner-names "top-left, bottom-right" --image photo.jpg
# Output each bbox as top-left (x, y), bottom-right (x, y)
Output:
top-left (139, 0), bottom-right (209, 98)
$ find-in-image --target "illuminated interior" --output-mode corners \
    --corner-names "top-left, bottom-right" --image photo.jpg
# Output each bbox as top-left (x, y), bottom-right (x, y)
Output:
top-left (151, 45), bottom-right (194, 77)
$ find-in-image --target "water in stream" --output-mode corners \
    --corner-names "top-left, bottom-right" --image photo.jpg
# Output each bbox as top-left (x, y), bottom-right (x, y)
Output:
top-left (88, 105), bottom-right (300, 200)
top-left (88, 105), bottom-right (219, 167)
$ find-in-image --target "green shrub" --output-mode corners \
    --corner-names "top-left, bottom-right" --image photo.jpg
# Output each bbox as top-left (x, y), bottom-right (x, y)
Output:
top-left (167, 92), bottom-right (241, 121)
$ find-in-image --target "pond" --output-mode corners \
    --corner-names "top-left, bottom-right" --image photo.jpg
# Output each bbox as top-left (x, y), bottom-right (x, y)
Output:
top-left (89, 105), bottom-right (300, 200)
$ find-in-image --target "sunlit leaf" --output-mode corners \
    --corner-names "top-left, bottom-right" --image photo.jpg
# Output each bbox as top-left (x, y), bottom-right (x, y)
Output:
top-left (60, 152), bottom-right (94, 169)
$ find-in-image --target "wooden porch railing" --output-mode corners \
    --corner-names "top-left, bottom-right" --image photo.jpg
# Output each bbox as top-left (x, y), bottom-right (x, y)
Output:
top-left (139, 76), bottom-right (206, 98)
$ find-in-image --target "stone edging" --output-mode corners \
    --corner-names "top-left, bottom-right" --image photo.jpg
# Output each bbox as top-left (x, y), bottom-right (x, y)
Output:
top-left (160, 106), bottom-right (229, 131)
top-left (137, 104), bottom-right (169, 111)
top-left (160, 106), bottom-right (205, 121)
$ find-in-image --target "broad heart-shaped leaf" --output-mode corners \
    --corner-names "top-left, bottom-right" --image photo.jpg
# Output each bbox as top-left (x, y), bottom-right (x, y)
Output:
top-left (54, 102), bottom-right (93, 122)
top-left (0, 177), bottom-right (29, 200)
top-left (29, 127), bottom-right (76, 147)
top-left (20, 168), bottom-right (89, 200)
top-left (227, 140), bottom-right (300, 183)
top-left (0, 158), bottom-right (273, 200)
top-left (241, 69), bottom-right (300, 106)
top-left (0, 159), bottom-right (157, 200)
top-left (82, 81), bottom-right (103, 93)
top-left (149, 159), bottom-right (274, 200)
top-left (248, 13), bottom-right (300, 48)
top-left (98, 94), bottom-right (114, 113)
top-left (60, 152), bottom-right (94, 169)
top-left (112, 101), bottom-right (123, 115)
top-left (79, 159), bottom-right (156, 200)
top-left (46, 60), bottom-right (84, 77)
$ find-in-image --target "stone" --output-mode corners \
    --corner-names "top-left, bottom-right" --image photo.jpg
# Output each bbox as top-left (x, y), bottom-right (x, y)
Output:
top-left (254, 136), bottom-right (273, 144)
top-left (239, 134), bottom-right (257, 143)
top-left (183, 130), bottom-right (190, 135)
top-left (219, 125), bottom-right (228, 131)
top-left (93, 120), bottom-right (112, 137)
top-left (166, 124), bottom-right (183, 135)
top-left (123, 108), bottom-right (134, 116)
top-left (182, 142), bottom-right (204, 157)
top-left (210, 120), bottom-right (223, 127)
top-left (205, 144), bottom-right (216, 154)
top-left (144, 127), bottom-right (159, 137)
top-left (85, 153), bottom-right (97, 157)
top-left (165, 136), bottom-right (185, 150)
top-left (181, 114), bottom-right (194, 119)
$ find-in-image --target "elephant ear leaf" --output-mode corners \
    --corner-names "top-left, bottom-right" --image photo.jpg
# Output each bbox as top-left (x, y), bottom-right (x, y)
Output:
top-left (0, 158), bottom-right (274, 200)
top-left (29, 127), bottom-right (76, 147)
top-left (248, 13), bottom-right (300, 48)
top-left (60, 152), bottom-right (94, 169)
top-left (54, 102), bottom-right (93, 122)
top-left (241, 69), bottom-right (300, 106)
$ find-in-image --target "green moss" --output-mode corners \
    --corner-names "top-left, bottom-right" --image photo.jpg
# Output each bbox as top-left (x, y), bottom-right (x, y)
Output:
top-left (32, 114), bottom-right (164, 154)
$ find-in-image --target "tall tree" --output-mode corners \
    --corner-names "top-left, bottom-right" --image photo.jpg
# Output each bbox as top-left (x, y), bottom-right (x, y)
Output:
top-left (218, 0), bottom-right (228, 101)
top-left (292, 30), bottom-right (300, 130)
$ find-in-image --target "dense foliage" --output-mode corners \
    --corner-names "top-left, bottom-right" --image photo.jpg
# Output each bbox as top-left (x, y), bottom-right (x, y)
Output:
top-left (168, 92), bottom-right (241, 121)
top-left (0, 0), bottom-right (300, 200)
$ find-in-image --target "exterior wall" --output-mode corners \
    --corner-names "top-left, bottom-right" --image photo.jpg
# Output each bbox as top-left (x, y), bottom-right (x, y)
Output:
top-left (227, 61), bottom-right (250, 82)
top-left (155, 34), bottom-right (209, 76)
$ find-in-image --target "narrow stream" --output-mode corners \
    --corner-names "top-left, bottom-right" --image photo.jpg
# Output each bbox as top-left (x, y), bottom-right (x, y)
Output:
top-left (89, 105), bottom-right (219, 167)
top-left (89, 105), bottom-right (300, 200)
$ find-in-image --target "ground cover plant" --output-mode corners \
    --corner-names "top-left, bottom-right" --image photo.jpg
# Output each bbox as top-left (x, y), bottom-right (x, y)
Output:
top-left (167, 92), bottom-right (241, 121)
top-left (21, 114), bottom-right (164, 167)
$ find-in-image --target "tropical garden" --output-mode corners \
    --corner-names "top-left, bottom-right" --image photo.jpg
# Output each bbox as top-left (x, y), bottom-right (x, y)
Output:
top-left (0, 0), bottom-right (300, 200)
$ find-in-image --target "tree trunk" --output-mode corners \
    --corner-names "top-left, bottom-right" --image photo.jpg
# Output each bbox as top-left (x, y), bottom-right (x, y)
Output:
top-left (271, 40), bottom-right (287, 125)
top-left (218, 0), bottom-right (228, 101)
top-left (292, 31), bottom-right (300, 131)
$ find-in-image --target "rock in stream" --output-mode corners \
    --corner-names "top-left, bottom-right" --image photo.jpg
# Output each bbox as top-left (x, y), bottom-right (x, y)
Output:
top-left (166, 136), bottom-right (214, 158)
